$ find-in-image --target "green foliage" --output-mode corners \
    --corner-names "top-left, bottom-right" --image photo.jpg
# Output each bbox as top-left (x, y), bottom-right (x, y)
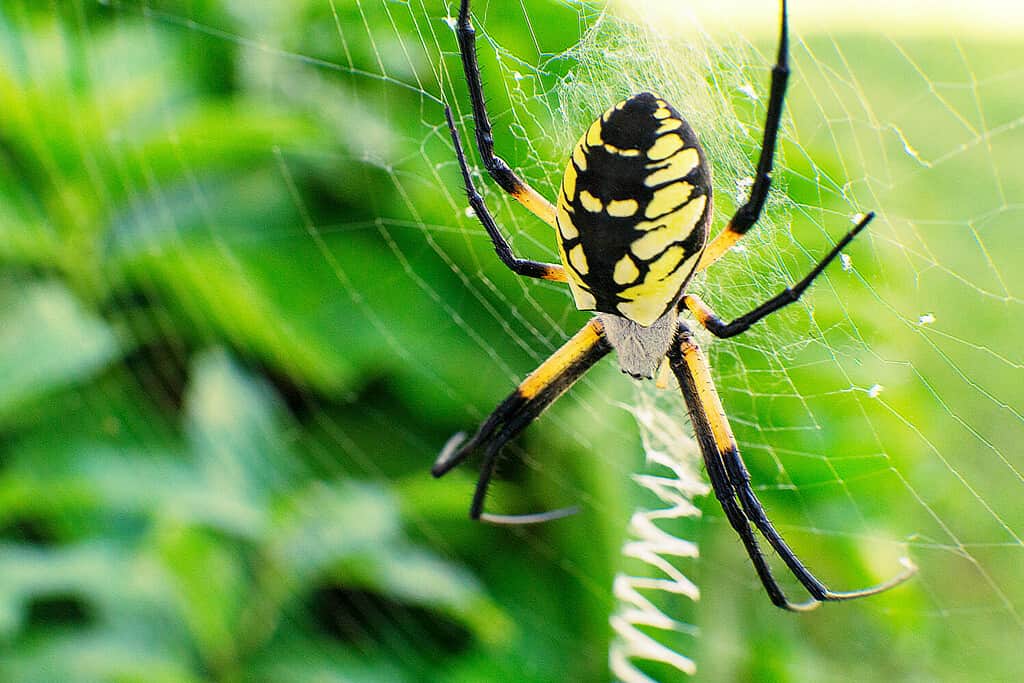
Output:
top-left (0, 281), bottom-right (121, 420)
top-left (0, 5), bottom-right (610, 679)
top-left (0, 334), bottom-right (508, 680)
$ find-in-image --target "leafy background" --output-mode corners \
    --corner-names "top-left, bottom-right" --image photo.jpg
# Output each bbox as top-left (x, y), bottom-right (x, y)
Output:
top-left (1, 1), bottom-right (1022, 681)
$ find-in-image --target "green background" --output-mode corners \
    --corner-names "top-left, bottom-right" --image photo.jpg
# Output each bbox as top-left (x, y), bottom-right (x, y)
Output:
top-left (1, 1), bottom-right (1022, 681)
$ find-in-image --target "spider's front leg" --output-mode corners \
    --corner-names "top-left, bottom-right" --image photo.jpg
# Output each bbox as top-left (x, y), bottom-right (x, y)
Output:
top-left (697, 0), bottom-right (790, 273)
top-left (452, 0), bottom-right (559, 228)
top-left (445, 106), bottom-right (566, 282)
top-left (433, 318), bottom-right (611, 524)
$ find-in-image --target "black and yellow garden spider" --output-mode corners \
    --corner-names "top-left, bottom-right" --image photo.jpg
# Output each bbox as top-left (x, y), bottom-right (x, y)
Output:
top-left (433, 0), bottom-right (916, 610)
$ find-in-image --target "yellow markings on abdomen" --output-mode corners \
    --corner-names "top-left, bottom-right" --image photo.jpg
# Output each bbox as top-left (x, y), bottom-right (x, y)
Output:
top-left (613, 254), bottom-right (640, 285)
top-left (564, 270), bottom-right (597, 310)
top-left (633, 186), bottom-right (695, 231)
top-left (572, 141), bottom-right (588, 171)
top-left (557, 202), bottom-right (577, 240)
top-left (553, 94), bottom-right (710, 322)
top-left (645, 148), bottom-right (699, 188)
top-left (557, 236), bottom-right (596, 311)
top-left (656, 118), bottom-right (683, 135)
top-left (607, 198), bottom-right (639, 217)
top-left (632, 225), bottom-right (678, 261)
top-left (568, 244), bottom-right (589, 275)
top-left (617, 250), bottom-right (699, 326)
top-left (631, 194), bottom-right (707, 260)
top-left (570, 283), bottom-right (597, 310)
top-left (586, 119), bottom-right (604, 147)
top-left (645, 181), bottom-right (695, 219)
top-left (646, 245), bottom-right (686, 280)
top-left (602, 99), bottom-right (627, 122)
top-left (604, 143), bottom-right (642, 157)
top-left (647, 133), bottom-right (685, 161)
top-left (579, 190), bottom-right (603, 213)
top-left (562, 161), bottom-right (578, 202)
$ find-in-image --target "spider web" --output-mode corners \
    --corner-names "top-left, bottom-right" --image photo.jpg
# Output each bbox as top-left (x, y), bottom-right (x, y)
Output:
top-left (2, 1), bottom-right (1023, 681)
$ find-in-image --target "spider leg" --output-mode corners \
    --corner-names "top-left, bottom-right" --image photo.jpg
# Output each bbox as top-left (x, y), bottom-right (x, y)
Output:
top-left (684, 212), bottom-right (874, 339)
top-left (452, 0), bottom-right (558, 229)
top-left (446, 106), bottom-right (566, 282)
top-left (471, 410), bottom-right (578, 525)
top-left (720, 439), bottom-right (918, 602)
top-left (432, 318), bottom-right (612, 524)
top-left (669, 324), bottom-right (915, 610)
top-left (696, 0), bottom-right (789, 274)
top-left (669, 324), bottom-right (818, 611)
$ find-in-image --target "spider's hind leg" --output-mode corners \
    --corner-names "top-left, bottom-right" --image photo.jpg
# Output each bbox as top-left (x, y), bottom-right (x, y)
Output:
top-left (432, 318), bottom-right (612, 524)
top-left (669, 323), bottom-right (915, 610)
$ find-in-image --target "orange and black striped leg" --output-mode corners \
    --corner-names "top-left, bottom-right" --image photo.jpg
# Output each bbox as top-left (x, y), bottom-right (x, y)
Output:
top-left (433, 318), bottom-right (612, 524)
top-left (445, 106), bottom-right (566, 282)
top-left (685, 212), bottom-right (874, 338)
top-left (669, 324), bottom-right (915, 610)
top-left (452, 0), bottom-right (558, 229)
top-left (696, 0), bottom-right (789, 273)
top-left (669, 324), bottom-right (818, 611)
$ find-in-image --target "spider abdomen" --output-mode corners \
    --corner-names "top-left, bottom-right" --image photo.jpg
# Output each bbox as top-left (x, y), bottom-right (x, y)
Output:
top-left (555, 92), bottom-right (712, 327)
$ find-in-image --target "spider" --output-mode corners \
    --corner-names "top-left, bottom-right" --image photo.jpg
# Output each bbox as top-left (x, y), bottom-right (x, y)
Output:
top-left (433, 0), bottom-right (916, 610)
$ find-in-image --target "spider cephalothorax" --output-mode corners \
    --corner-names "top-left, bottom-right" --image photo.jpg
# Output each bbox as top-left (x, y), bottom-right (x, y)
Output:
top-left (433, 0), bottom-right (916, 611)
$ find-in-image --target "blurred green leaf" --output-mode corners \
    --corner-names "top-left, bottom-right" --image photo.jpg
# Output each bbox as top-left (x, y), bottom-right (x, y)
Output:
top-left (0, 281), bottom-right (120, 420)
top-left (186, 349), bottom-right (297, 505)
top-left (0, 628), bottom-right (201, 683)
top-left (0, 541), bottom-right (173, 640)
top-left (155, 523), bottom-right (246, 670)
top-left (270, 480), bottom-right (512, 647)
top-left (0, 337), bottom-right (513, 680)
top-left (271, 481), bottom-right (402, 583)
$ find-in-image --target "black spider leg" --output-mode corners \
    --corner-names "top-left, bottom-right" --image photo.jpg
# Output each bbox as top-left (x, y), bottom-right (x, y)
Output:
top-left (432, 319), bottom-right (612, 524)
top-left (719, 430), bottom-right (918, 602)
top-left (454, 0), bottom-right (537, 196)
top-left (669, 325), bottom-right (817, 611)
top-left (452, 0), bottom-right (557, 226)
top-left (697, 0), bottom-right (790, 272)
top-left (445, 105), bottom-right (566, 281)
top-left (684, 212), bottom-right (874, 338)
top-left (733, 0), bottom-right (789, 233)
top-left (669, 324), bottom-right (916, 610)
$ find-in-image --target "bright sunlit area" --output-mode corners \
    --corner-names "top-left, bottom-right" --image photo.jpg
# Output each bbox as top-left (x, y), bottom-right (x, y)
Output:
top-left (1, 1), bottom-right (1021, 681)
